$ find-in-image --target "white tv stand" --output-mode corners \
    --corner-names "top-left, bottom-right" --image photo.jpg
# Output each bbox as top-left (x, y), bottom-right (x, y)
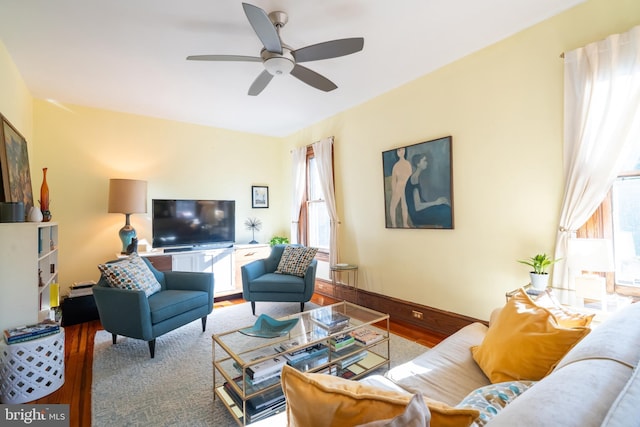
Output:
top-left (136, 244), bottom-right (271, 296)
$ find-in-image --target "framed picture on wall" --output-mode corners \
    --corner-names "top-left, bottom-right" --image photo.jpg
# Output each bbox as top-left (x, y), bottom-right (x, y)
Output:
top-left (0, 114), bottom-right (34, 213)
top-left (382, 136), bottom-right (453, 229)
top-left (252, 185), bottom-right (269, 208)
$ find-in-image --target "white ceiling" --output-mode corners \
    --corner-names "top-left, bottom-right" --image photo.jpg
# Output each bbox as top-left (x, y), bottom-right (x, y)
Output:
top-left (0, 0), bottom-right (583, 137)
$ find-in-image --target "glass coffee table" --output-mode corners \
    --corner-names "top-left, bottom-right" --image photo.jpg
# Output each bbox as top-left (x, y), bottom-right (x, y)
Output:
top-left (213, 301), bottom-right (390, 425)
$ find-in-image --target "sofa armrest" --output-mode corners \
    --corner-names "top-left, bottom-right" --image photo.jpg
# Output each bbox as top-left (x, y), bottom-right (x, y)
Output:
top-left (241, 259), bottom-right (268, 294)
top-left (92, 284), bottom-right (153, 340)
top-left (302, 259), bottom-right (318, 299)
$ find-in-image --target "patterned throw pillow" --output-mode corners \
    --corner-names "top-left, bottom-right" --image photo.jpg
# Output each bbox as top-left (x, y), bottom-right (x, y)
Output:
top-left (456, 381), bottom-right (537, 426)
top-left (98, 254), bottom-right (162, 297)
top-left (276, 246), bottom-right (318, 277)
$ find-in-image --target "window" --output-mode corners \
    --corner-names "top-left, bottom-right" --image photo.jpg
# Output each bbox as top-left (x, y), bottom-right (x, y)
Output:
top-left (581, 159), bottom-right (640, 297)
top-left (305, 153), bottom-right (330, 252)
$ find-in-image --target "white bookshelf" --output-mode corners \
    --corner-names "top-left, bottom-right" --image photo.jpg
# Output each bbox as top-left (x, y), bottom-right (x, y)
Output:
top-left (0, 222), bottom-right (59, 332)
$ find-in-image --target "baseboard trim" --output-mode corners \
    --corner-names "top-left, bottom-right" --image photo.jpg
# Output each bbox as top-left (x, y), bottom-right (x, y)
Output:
top-left (315, 279), bottom-right (486, 337)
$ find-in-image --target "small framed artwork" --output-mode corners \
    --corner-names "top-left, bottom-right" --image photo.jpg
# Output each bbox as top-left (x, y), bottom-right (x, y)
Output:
top-left (251, 185), bottom-right (269, 208)
top-left (382, 136), bottom-right (453, 229)
top-left (0, 114), bottom-right (34, 213)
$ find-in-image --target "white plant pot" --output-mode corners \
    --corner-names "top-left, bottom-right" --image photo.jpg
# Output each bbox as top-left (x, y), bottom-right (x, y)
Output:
top-left (530, 273), bottom-right (549, 290)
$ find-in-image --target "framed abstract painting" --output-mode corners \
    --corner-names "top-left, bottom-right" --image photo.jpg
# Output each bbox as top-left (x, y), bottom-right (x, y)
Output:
top-left (0, 114), bottom-right (34, 214)
top-left (382, 136), bottom-right (453, 229)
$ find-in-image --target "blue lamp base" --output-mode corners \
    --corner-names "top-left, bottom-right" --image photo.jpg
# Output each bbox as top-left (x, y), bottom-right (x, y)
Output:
top-left (119, 213), bottom-right (136, 254)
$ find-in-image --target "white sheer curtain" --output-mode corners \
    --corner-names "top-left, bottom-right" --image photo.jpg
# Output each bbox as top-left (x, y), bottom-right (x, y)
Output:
top-left (312, 137), bottom-right (339, 266)
top-left (553, 25), bottom-right (640, 289)
top-left (290, 146), bottom-right (307, 244)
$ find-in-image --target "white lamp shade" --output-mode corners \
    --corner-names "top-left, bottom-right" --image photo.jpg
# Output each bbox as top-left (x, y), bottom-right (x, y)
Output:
top-left (567, 238), bottom-right (615, 272)
top-left (108, 179), bottom-right (147, 214)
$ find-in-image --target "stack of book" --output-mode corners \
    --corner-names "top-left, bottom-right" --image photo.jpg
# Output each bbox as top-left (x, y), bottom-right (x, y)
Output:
top-left (277, 340), bottom-right (327, 364)
top-left (311, 311), bottom-right (350, 333)
top-left (223, 377), bottom-right (286, 424)
top-left (329, 334), bottom-right (355, 351)
top-left (349, 328), bottom-right (384, 345)
top-left (246, 356), bottom-right (287, 385)
top-left (3, 320), bottom-right (60, 344)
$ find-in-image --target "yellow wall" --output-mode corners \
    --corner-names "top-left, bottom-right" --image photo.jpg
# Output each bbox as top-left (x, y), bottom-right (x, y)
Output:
top-left (1, 0), bottom-right (639, 320)
top-left (284, 0), bottom-right (640, 318)
top-left (0, 40), bottom-right (33, 149)
top-left (29, 101), bottom-right (288, 291)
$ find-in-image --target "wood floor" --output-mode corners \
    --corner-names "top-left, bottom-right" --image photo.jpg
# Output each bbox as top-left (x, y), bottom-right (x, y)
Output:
top-left (29, 294), bottom-right (446, 427)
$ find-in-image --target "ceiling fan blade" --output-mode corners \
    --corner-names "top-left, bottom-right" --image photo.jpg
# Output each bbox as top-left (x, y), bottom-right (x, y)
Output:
top-left (290, 64), bottom-right (337, 92)
top-left (242, 3), bottom-right (282, 54)
top-left (293, 37), bottom-right (364, 63)
top-left (186, 55), bottom-right (262, 62)
top-left (248, 70), bottom-right (274, 96)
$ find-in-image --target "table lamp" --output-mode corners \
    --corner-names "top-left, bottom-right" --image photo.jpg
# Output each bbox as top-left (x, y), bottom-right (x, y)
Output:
top-left (108, 179), bottom-right (147, 254)
top-left (567, 238), bottom-right (615, 309)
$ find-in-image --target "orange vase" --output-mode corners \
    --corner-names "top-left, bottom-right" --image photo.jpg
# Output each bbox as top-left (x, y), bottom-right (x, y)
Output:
top-left (40, 167), bottom-right (51, 222)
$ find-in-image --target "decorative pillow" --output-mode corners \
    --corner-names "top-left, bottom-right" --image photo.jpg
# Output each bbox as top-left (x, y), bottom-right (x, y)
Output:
top-left (471, 288), bottom-right (590, 383)
top-left (456, 381), bottom-right (537, 426)
top-left (534, 291), bottom-right (595, 328)
top-left (276, 246), bottom-right (318, 277)
top-left (281, 364), bottom-right (479, 427)
top-left (357, 393), bottom-right (431, 427)
top-left (98, 254), bottom-right (162, 297)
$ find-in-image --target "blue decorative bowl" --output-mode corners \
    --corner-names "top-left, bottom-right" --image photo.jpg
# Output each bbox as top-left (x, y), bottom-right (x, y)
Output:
top-left (239, 314), bottom-right (299, 338)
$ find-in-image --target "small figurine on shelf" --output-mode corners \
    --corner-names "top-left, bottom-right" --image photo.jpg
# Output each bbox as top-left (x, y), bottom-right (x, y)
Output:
top-left (125, 237), bottom-right (138, 255)
top-left (38, 269), bottom-right (44, 287)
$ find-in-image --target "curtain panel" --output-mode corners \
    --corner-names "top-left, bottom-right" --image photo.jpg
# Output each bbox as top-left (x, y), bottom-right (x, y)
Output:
top-left (554, 25), bottom-right (640, 289)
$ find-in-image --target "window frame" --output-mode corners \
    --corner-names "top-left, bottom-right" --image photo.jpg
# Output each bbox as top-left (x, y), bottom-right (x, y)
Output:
top-left (297, 146), bottom-right (331, 262)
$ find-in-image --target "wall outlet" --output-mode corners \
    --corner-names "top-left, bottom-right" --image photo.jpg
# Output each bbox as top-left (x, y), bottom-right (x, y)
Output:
top-left (412, 310), bottom-right (423, 320)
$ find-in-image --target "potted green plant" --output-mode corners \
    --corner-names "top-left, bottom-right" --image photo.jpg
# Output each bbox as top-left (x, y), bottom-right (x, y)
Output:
top-left (269, 236), bottom-right (289, 246)
top-left (517, 253), bottom-right (559, 290)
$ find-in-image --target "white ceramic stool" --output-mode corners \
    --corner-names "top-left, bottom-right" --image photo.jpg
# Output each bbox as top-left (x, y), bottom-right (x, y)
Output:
top-left (0, 328), bottom-right (65, 403)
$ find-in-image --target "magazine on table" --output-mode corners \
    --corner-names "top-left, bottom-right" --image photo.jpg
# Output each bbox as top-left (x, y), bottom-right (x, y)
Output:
top-left (3, 320), bottom-right (59, 344)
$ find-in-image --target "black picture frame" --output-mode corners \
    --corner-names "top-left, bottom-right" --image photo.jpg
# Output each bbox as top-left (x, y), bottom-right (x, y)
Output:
top-left (382, 136), bottom-right (453, 229)
top-left (252, 186), bottom-right (269, 208)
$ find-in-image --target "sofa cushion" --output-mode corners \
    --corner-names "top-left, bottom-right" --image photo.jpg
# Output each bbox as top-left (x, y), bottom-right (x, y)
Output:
top-left (281, 364), bottom-right (480, 427)
top-left (356, 393), bottom-right (431, 427)
top-left (471, 288), bottom-right (590, 383)
top-left (98, 254), bottom-right (162, 297)
top-left (601, 363), bottom-right (640, 426)
top-left (250, 273), bottom-right (306, 293)
top-left (555, 301), bottom-right (640, 371)
top-left (385, 322), bottom-right (491, 406)
top-left (455, 380), bottom-right (536, 426)
top-left (276, 246), bottom-right (318, 277)
top-left (148, 289), bottom-right (208, 324)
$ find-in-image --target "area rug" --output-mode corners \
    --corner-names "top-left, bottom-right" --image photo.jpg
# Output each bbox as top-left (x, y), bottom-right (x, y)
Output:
top-left (92, 301), bottom-right (429, 426)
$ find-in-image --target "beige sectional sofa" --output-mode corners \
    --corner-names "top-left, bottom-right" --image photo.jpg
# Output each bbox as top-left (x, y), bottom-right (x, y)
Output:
top-left (256, 293), bottom-right (640, 426)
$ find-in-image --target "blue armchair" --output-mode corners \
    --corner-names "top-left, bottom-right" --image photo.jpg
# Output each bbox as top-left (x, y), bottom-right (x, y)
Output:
top-left (93, 257), bottom-right (214, 358)
top-left (242, 244), bottom-right (318, 315)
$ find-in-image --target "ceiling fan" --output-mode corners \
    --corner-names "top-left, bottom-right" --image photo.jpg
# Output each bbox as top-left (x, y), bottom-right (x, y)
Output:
top-left (186, 3), bottom-right (364, 96)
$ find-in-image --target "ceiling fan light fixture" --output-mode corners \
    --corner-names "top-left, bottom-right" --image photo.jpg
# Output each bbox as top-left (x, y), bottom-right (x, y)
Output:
top-left (264, 56), bottom-right (294, 75)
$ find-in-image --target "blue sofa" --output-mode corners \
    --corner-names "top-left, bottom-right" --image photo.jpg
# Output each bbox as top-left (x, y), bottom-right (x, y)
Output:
top-left (93, 257), bottom-right (214, 358)
top-left (241, 244), bottom-right (317, 315)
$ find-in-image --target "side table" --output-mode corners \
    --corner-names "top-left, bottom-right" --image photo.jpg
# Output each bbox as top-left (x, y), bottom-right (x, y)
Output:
top-left (330, 264), bottom-right (358, 301)
top-left (0, 328), bottom-right (65, 403)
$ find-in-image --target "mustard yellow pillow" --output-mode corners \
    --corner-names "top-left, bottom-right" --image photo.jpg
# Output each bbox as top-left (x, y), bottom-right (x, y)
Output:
top-left (471, 288), bottom-right (590, 383)
top-left (281, 364), bottom-right (479, 427)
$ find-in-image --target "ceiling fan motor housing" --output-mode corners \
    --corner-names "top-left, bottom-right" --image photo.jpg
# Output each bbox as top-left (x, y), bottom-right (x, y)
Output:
top-left (262, 48), bottom-right (295, 75)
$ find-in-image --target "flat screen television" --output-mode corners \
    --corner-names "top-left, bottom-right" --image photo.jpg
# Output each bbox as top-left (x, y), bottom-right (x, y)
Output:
top-left (152, 199), bottom-right (235, 250)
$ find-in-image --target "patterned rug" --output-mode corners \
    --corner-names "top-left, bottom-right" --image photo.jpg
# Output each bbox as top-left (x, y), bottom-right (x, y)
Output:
top-left (92, 301), bottom-right (429, 426)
